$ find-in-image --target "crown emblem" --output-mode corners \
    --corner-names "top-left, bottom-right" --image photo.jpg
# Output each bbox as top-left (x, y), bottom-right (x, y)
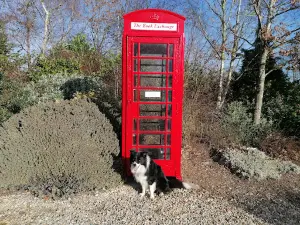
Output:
top-left (150, 13), bottom-right (159, 20)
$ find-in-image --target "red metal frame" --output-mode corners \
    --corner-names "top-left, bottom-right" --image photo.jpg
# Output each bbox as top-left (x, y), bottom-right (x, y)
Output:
top-left (122, 9), bottom-right (185, 180)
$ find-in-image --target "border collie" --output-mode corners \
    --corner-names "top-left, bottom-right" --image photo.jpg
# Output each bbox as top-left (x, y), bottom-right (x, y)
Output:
top-left (130, 150), bottom-right (199, 199)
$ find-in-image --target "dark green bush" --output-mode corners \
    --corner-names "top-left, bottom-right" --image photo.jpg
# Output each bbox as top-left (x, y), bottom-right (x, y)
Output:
top-left (0, 76), bottom-right (33, 115)
top-left (222, 101), bottom-right (274, 147)
top-left (33, 55), bottom-right (80, 79)
top-left (263, 82), bottom-right (300, 137)
top-left (60, 77), bottom-right (101, 100)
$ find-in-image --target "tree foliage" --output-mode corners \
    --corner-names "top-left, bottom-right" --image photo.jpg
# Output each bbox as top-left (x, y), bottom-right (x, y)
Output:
top-left (231, 40), bottom-right (289, 107)
top-left (33, 33), bottom-right (117, 80)
top-left (230, 37), bottom-right (299, 137)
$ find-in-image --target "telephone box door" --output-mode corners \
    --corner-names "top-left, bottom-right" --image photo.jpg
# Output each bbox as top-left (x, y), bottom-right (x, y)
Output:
top-left (125, 36), bottom-right (182, 178)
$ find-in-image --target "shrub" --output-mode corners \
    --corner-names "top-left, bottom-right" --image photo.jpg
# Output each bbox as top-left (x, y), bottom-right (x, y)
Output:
top-left (60, 76), bottom-right (102, 100)
top-left (0, 107), bottom-right (11, 124)
top-left (30, 34), bottom-right (91, 80)
top-left (0, 76), bottom-right (33, 115)
top-left (211, 146), bottom-right (300, 180)
top-left (32, 55), bottom-right (80, 80)
top-left (23, 73), bottom-right (101, 103)
top-left (262, 83), bottom-right (300, 137)
top-left (0, 99), bottom-right (123, 199)
top-left (222, 101), bottom-right (274, 147)
top-left (31, 34), bottom-right (122, 81)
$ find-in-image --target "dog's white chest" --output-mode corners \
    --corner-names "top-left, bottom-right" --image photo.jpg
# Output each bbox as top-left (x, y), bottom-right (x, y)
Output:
top-left (132, 165), bottom-right (148, 184)
top-left (134, 173), bottom-right (147, 184)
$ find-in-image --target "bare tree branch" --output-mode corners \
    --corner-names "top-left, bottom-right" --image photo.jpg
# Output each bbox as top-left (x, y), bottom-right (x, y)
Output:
top-left (229, 27), bottom-right (254, 46)
top-left (252, 0), bottom-right (263, 29)
top-left (204, 0), bottom-right (222, 21)
top-left (187, 0), bottom-right (221, 58)
top-left (272, 26), bottom-right (300, 49)
top-left (262, 0), bottom-right (271, 10)
top-left (272, 5), bottom-right (300, 19)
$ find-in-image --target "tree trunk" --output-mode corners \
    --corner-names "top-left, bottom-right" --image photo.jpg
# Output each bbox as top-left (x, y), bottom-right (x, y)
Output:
top-left (26, 19), bottom-right (31, 70)
top-left (252, 0), bottom-right (275, 125)
top-left (41, 0), bottom-right (50, 56)
top-left (220, 59), bottom-right (234, 108)
top-left (254, 48), bottom-right (268, 125)
top-left (216, 0), bottom-right (227, 110)
top-left (217, 55), bottom-right (225, 109)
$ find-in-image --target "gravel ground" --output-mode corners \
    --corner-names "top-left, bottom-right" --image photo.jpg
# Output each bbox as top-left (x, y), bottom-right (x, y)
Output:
top-left (0, 185), bottom-right (270, 225)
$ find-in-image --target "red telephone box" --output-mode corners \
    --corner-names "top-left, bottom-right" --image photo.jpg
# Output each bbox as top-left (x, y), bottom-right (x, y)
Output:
top-left (122, 9), bottom-right (185, 180)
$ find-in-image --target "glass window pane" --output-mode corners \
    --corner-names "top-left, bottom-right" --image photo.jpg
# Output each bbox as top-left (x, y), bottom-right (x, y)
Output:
top-left (140, 119), bottom-right (165, 131)
top-left (140, 104), bottom-right (166, 116)
top-left (134, 43), bottom-right (138, 56)
top-left (139, 148), bottom-right (164, 159)
top-left (133, 134), bottom-right (137, 145)
top-left (140, 59), bottom-right (166, 72)
top-left (140, 44), bottom-right (167, 57)
top-left (166, 148), bottom-right (171, 160)
top-left (133, 89), bottom-right (137, 101)
top-left (134, 59), bottom-right (138, 72)
top-left (167, 105), bottom-right (172, 117)
top-left (168, 60), bottom-right (173, 72)
top-left (168, 90), bottom-right (172, 102)
top-left (134, 74), bottom-right (138, 87)
top-left (167, 134), bottom-right (171, 145)
top-left (139, 134), bottom-right (164, 145)
top-left (168, 75), bottom-right (172, 87)
top-left (140, 74), bottom-right (166, 87)
top-left (169, 44), bottom-right (174, 57)
top-left (133, 119), bottom-right (137, 130)
top-left (167, 119), bottom-right (171, 130)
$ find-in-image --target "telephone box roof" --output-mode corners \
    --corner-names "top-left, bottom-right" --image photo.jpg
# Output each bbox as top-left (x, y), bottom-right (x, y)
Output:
top-left (123, 8), bottom-right (186, 21)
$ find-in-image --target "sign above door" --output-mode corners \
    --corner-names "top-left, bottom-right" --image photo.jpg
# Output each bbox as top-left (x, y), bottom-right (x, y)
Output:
top-left (131, 22), bottom-right (177, 31)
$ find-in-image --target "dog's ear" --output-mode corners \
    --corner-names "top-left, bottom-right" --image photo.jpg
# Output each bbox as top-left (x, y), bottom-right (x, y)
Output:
top-left (130, 150), bottom-right (137, 162)
top-left (130, 149), bottom-right (136, 156)
top-left (140, 151), bottom-right (148, 158)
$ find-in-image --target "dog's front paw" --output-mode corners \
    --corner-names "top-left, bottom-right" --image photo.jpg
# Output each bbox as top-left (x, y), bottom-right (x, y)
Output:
top-left (139, 193), bottom-right (145, 198)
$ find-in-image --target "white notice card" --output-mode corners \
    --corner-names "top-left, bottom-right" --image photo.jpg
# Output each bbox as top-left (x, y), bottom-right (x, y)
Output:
top-left (145, 91), bottom-right (161, 98)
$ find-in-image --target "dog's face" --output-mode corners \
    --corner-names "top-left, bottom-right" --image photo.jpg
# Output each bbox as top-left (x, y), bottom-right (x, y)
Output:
top-left (130, 150), bottom-right (149, 174)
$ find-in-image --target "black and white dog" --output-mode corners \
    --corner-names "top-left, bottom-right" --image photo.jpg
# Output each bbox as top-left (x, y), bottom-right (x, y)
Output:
top-left (130, 150), bottom-right (198, 199)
